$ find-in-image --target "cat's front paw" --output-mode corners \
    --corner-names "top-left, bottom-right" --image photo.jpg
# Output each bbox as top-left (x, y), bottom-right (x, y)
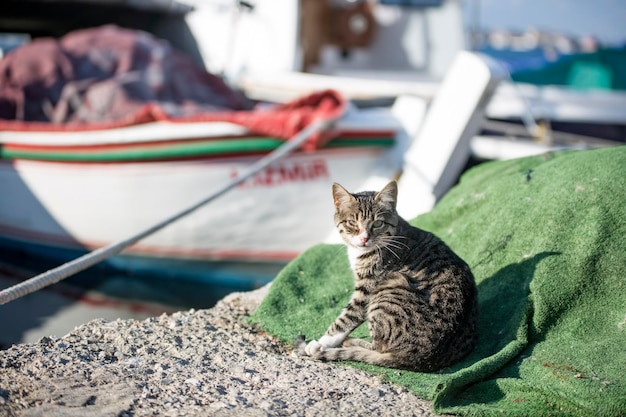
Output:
top-left (304, 340), bottom-right (323, 356)
top-left (292, 335), bottom-right (324, 356)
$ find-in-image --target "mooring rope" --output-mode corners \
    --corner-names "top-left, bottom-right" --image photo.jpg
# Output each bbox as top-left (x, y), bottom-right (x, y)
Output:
top-left (0, 117), bottom-right (338, 305)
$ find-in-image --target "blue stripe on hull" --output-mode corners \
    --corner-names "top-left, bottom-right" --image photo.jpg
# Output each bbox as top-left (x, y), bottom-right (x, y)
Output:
top-left (0, 236), bottom-right (284, 308)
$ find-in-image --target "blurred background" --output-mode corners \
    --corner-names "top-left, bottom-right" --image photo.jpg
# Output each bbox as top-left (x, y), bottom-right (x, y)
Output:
top-left (465, 0), bottom-right (626, 72)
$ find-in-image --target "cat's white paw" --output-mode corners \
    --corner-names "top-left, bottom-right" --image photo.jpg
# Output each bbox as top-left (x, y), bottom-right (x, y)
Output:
top-left (318, 332), bottom-right (347, 348)
top-left (304, 332), bottom-right (348, 356)
top-left (305, 340), bottom-right (323, 355)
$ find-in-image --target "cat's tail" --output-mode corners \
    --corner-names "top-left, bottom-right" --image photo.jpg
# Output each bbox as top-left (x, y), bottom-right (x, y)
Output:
top-left (293, 335), bottom-right (399, 368)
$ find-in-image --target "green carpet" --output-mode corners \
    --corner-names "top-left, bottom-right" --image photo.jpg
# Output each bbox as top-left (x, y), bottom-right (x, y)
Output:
top-left (249, 146), bottom-right (626, 416)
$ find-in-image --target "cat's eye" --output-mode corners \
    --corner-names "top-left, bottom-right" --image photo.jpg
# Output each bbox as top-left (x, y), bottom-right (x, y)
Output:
top-left (372, 220), bottom-right (384, 228)
top-left (347, 219), bottom-right (358, 227)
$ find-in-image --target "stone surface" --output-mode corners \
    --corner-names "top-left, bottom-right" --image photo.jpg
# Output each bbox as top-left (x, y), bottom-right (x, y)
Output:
top-left (0, 284), bottom-right (437, 417)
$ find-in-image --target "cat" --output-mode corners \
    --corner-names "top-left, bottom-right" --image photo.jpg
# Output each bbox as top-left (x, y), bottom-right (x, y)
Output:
top-left (294, 180), bottom-right (478, 371)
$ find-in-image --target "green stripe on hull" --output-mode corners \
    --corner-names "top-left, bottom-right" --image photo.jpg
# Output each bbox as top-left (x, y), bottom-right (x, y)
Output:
top-left (1, 136), bottom-right (394, 162)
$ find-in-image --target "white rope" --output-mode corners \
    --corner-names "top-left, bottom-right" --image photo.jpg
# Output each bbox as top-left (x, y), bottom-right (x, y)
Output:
top-left (0, 117), bottom-right (339, 305)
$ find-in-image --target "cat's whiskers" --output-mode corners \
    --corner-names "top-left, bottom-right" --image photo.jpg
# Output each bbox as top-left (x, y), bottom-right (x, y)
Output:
top-left (374, 245), bottom-right (385, 267)
top-left (379, 240), bottom-right (406, 252)
top-left (375, 236), bottom-right (410, 261)
top-left (379, 235), bottom-right (409, 249)
top-left (373, 239), bottom-right (401, 261)
top-left (382, 243), bottom-right (401, 260)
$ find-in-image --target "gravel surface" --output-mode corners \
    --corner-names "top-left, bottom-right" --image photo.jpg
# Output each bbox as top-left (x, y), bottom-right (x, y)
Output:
top-left (0, 284), bottom-right (439, 417)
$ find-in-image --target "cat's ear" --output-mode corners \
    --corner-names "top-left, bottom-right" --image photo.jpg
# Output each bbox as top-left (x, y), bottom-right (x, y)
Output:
top-left (332, 183), bottom-right (355, 210)
top-left (375, 181), bottom-right (398, 210)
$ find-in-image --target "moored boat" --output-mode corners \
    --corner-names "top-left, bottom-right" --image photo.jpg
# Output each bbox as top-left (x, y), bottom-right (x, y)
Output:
top-left (0, 107), bottom-right (404, 287)
top-left (0, 21), bottom-right (410, 302)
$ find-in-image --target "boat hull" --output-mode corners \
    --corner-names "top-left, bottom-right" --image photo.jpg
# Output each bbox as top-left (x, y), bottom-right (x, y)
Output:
top-left (0, 111), bottom-right (405, 293)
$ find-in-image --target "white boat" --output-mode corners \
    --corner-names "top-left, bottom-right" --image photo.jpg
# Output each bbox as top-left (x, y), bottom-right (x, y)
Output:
top-left (0, 104), bottom-right (405, 275)
top-left (0, 10), bottom-right (406, 297)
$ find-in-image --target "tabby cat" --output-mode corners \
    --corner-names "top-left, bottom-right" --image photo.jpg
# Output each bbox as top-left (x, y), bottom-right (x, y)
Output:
top-left (295, 181), bottom-right (477, 371)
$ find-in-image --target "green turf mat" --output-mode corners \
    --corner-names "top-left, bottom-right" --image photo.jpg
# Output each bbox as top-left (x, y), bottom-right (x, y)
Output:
top-left (250, 146), bottom-right (626, 416)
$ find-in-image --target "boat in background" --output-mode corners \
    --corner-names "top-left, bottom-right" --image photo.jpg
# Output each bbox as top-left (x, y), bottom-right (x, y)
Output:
top-left (474, 45), bottom-right (626, 159)
top-left (0, 102), bottom-right (404, 286)
top-left (0, 23), bottom-right (410, 316)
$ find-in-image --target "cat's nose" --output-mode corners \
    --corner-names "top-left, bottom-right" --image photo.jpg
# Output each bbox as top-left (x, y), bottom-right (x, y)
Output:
top-left (360, 236), bottom-right (369, 244)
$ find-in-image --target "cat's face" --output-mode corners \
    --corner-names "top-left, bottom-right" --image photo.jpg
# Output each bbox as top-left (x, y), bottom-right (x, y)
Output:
top-left (332, 181), bottom-right (399, 253)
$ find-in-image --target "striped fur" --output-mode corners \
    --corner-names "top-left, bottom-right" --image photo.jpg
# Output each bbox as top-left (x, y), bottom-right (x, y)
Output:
top-left (295, 181), bottom-right (478, 371)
